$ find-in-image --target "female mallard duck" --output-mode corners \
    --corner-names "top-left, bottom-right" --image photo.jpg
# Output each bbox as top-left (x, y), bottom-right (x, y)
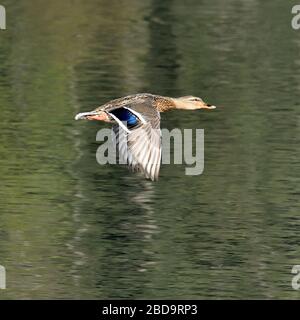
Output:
top-left (75, 93), bottom-right (216, 181)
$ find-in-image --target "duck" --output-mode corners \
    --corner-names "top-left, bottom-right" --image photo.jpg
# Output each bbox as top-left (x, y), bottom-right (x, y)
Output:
top-left (75, 93), bottom-right (216, 181)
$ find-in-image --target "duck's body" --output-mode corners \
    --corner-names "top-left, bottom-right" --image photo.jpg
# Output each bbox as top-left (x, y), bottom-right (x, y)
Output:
top-left (95, 93), bottom-right (173, 112)
top-left (75, 93), bottom-right (215, 181)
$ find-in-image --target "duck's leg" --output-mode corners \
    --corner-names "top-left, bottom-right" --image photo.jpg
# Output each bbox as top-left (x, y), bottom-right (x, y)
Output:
top-left (75, 110), bottom-right (112, 122)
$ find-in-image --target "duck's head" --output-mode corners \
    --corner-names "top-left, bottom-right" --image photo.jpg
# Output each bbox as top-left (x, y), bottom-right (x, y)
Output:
top-left (172, 96), bottom-right (216, 110)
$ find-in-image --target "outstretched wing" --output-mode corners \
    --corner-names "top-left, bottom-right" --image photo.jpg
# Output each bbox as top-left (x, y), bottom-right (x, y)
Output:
top-left (109, 99), bottom-right (161, 181)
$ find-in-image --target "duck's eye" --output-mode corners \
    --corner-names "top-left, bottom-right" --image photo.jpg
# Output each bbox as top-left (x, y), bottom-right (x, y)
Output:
top-left (191, 98), bottom-right (202, 102)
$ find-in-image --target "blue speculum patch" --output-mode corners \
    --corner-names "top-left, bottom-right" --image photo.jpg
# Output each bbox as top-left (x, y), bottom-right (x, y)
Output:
top-left (110, 108), bottom-right (139, 127)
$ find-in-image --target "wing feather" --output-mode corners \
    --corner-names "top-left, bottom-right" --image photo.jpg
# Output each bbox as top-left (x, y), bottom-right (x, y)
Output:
top-left (111, 99), bottom-right (161, 181)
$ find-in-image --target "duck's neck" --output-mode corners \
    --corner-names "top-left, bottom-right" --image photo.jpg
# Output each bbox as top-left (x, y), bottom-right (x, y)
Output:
top-left (155, 96), bottom-right (177, 112)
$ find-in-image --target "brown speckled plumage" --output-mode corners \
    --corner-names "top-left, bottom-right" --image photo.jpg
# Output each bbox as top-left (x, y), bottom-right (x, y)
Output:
top-left (153, 95), bottom-right (176, 112)
top-left (94, 93), bottom-right (175, 114)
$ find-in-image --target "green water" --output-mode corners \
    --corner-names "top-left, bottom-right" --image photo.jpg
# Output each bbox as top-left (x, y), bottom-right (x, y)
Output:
top-left (0, 0), bottom-right (300, 299)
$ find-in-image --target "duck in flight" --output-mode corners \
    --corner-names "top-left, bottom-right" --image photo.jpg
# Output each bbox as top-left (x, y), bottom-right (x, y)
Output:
top-left (75, 93), bottom-right (216, 181)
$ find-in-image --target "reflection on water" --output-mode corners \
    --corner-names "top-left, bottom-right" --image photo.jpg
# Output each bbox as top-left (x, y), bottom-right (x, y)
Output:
top-left (0, 0), bottom-right (300, 299)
